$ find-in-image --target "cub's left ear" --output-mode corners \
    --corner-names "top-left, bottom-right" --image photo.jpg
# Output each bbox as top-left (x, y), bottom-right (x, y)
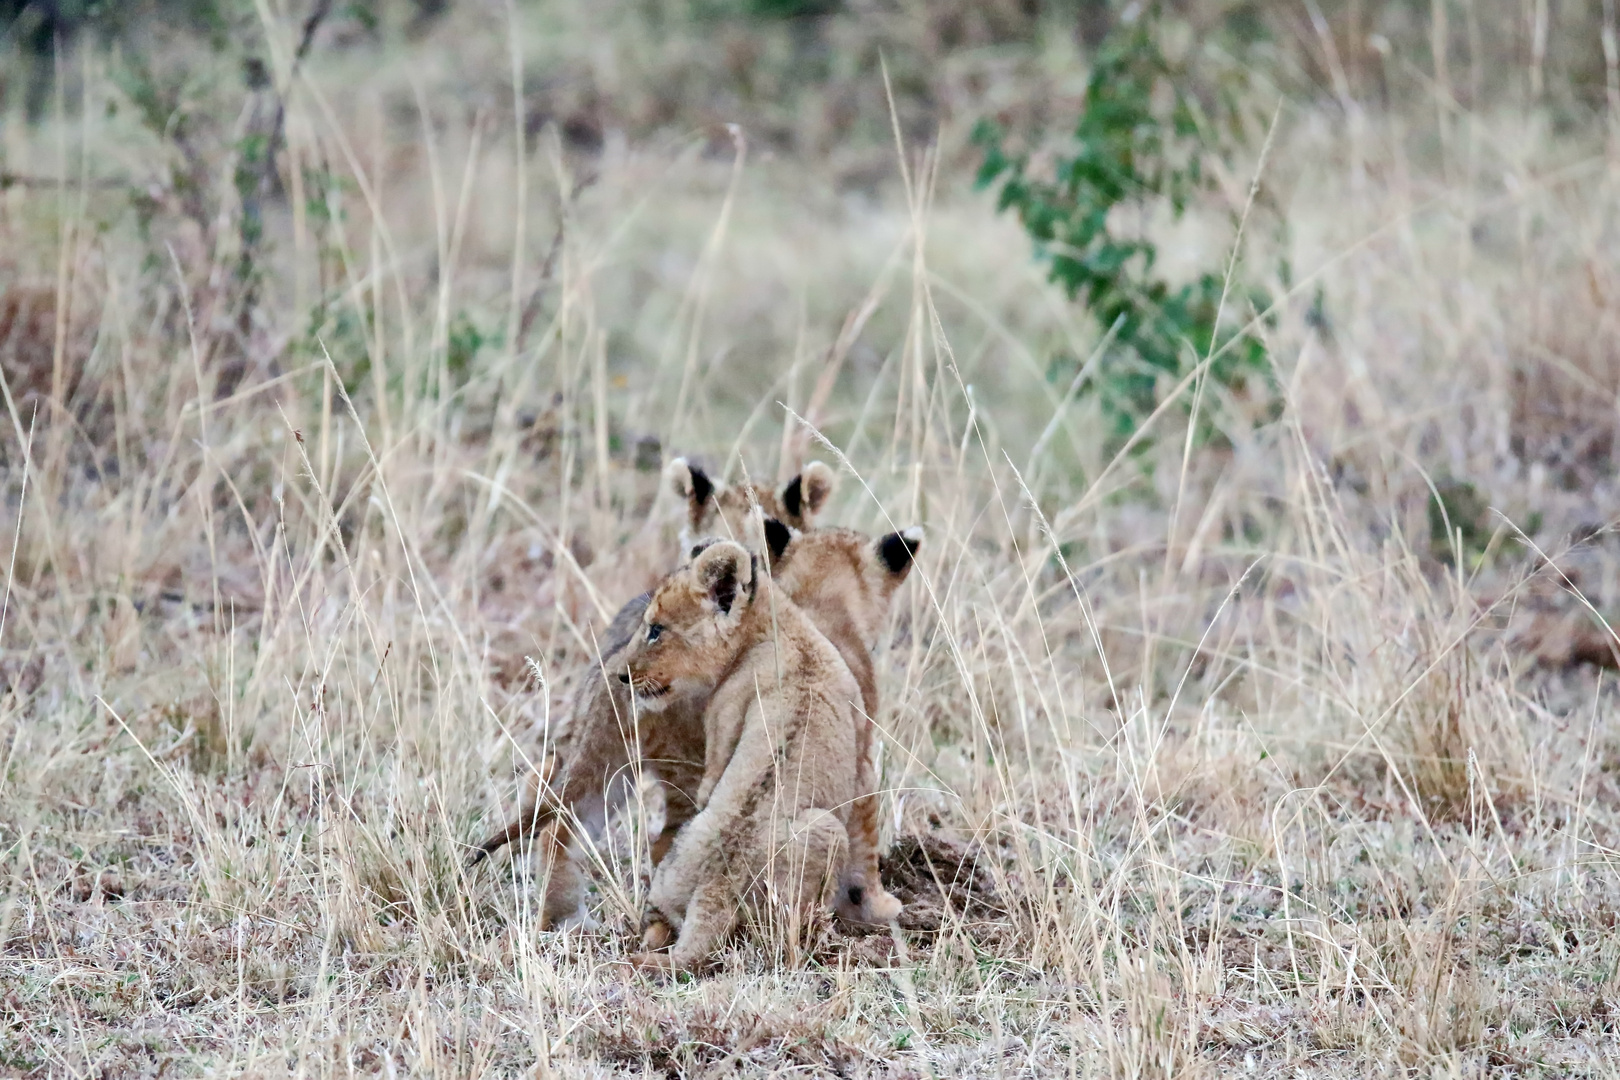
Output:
top-left (694, 540), bottom-right (755, 617)
top-left (666, 457), bottom-right (715, 516)
top-left (779, 460), bottom-right (836, 525)
top-left (761, 517), bottom-right (795, 567)
top-left (876, 526), bottom-right (923, 579)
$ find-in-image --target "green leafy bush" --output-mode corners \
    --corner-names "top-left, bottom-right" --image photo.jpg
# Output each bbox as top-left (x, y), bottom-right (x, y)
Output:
top-left (974, 12), bottom-right (1272, 450)
top-left (689, 0), bottom-right (839, 20)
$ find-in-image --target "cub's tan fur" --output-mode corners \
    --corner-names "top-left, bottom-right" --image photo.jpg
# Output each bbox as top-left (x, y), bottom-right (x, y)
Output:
top-left (467, 460), bottom-right (836, 928)
top-left (619, 542), bottom-right (858, 972)
top-left (667, 456), bottom-right (835, 553)
top-left (468, 516), bottom-right (923, 931)
top-left (770, 522), bottom-right (923, 925)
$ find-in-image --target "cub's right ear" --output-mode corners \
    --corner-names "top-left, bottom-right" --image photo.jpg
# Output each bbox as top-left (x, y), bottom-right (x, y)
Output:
top-left (665, 457), bottom-right (715, 514)
top-left (876, 526), bottom-right (923, 579)
top-left (694, 540), bottom-right (755, 617)
top-left (762, 517), bottom-right (795, 567)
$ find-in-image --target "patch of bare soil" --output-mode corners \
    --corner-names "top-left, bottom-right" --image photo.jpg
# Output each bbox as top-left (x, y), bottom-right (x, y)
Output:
top-left (799, 834), bottom-right (1014, 969)
top-left (881, 833), bottom-right (1007, 934)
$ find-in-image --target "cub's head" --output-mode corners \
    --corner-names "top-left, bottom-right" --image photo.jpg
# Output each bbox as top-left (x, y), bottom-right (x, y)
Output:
top-left (619, 540), bottom-right (759, 712)
top-left (665, 457), bottom-right (837, 552)
top-left (769, 522), bottom-right (923, 651)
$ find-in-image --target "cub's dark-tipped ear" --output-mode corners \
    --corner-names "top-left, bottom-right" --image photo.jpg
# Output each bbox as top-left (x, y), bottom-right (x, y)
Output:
top-left (762, 517), bottom-right (794, 566)
top-left (877, 526), bottom-right (923, 577)
top-left (800, 461), bottom-right (836, 516)
top-left (694, 540), bottom-right (754, 616)
top-left (780, 460), bottom-right (836, 524)
top-left (665, 457), bottom-right (714, 511)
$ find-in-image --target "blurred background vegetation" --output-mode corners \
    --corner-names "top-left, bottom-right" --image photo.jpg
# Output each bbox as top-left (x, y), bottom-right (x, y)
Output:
top-left (7, 0), bottom-right (1617, 454)
top-left (8, 5), bottom-right (1620, 1071)
top-left (6, 0), bottom-right (1617, 151)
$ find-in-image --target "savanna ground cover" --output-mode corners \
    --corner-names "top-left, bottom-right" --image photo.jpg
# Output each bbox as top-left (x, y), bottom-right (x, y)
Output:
top-left (4, 1), bottom-right (1620, 1075)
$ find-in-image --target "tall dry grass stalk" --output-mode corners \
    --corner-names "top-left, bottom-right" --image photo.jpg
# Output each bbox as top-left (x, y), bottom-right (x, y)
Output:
top-left (3, 5), bottom-right (1620, 1076)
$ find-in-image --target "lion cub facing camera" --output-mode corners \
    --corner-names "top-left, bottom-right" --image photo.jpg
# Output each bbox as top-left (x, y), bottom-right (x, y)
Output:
top-left (468, 514), bottom-right (924, 934)
top-left (465, 460), bottom-right (837, 928)
top-left (619, 540), bottom-right (860, 972)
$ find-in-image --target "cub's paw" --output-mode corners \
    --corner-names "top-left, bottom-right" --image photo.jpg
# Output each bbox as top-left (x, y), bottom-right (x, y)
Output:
top-left (541, 901), bottom-right (596, 933)
top-left (641, 917), bottom-right (675, 951)
top-left (627, 951), bottom-right (678, 974)
top-left (835, 882), bottom-right (903, 926)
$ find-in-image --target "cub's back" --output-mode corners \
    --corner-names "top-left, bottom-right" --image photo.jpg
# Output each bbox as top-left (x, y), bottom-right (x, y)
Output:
top-left (706, 597), bottom-right (860, 820)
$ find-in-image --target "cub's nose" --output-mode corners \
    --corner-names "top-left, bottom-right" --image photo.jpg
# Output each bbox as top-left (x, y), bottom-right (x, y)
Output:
top-left (618, 673), bottom-right (630, 684)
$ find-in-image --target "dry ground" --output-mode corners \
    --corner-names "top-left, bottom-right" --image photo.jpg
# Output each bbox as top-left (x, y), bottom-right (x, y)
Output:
top-left (5, 3), bottom-right (1620, 1076)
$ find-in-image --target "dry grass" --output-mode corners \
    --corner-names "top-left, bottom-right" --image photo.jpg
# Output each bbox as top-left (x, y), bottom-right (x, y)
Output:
top-left (4, 3), bottom-right (1620, 1076)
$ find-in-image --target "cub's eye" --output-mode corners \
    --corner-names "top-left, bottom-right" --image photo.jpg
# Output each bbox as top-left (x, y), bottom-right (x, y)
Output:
top-left (645, 623), bottom-right (665, 644)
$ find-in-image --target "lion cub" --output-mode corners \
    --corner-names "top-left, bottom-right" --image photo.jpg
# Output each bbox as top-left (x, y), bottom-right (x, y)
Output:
top-left (466, 460), bottom-right (836, 928)
top-left (619, 541), bottom-right (858, 972)
top-left (770, 521), bottom-right (923, 926)
top-left (469, 515), bottom-right (924, 934)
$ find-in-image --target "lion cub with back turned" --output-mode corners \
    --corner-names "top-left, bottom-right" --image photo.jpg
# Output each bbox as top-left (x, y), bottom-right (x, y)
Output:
top-left (619, 540), bottom-right (859, 972)
top-left (771, 521), bottom-right (922, 926)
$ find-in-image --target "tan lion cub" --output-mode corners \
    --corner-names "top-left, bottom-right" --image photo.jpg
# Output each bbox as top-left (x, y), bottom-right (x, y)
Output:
top-left (469, 516), bottom-right (923, 933)
top-left (466, 460), bottom-right (836, 928)
top-left (770, 521), bottom-right (922, 926)
top-left (619, 540), bottom-right (858, 973)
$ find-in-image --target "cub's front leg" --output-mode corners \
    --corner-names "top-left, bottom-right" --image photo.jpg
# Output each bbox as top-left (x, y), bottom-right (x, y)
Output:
top-left (695, 685), bottom-right (752, 810)
top-left (638, 801), bottom-right (718, 951)
top-left (634, 811), bottom-right (735, 972)
top-left (631, 877), bottom-right (738, 974)
top-left (648, 756), bottom-right (703, 866)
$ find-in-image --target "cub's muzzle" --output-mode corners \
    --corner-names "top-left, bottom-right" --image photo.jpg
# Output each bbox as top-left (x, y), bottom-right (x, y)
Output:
top-left (619, 671), bottom-right (672, 699)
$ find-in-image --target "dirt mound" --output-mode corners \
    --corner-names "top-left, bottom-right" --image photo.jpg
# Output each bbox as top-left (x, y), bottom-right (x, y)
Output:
top-left (881, 833), bottom-right (1005, 933)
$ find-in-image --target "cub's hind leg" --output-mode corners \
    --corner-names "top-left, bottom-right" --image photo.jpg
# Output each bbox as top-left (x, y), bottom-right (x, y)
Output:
top-left (752, 809), bottom-right (851, 959)
top-left (771, 808), bottom-right (850, 910)
top-left (632, 877), bottom-right (739, 974)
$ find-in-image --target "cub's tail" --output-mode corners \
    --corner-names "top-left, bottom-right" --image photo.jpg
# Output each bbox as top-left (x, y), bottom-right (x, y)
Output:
top-left (465, 760), bottom-right (565, 867)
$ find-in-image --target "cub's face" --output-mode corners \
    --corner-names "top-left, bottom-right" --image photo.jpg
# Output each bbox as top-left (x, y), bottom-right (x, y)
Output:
top-left (620, 541), bottom-right (758, 712)
top-left (770, 524), bottom-right (923, 650)
top-left (666, 458), bottom-right (837, 551)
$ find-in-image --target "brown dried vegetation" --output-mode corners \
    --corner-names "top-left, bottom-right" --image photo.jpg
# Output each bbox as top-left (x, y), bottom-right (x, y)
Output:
top-left (4, 2), bottom-right (1620, 1077)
